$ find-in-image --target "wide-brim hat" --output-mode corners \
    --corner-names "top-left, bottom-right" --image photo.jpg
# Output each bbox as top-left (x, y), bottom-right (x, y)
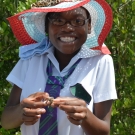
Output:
top-left (8, 0), bottom-right (113, 59)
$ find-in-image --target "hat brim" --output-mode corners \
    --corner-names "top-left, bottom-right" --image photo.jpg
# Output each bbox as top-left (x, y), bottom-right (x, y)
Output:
top-left (8, 0), bottom-right (89, 45)
top-left (8, 0), bottom-right (112, 54)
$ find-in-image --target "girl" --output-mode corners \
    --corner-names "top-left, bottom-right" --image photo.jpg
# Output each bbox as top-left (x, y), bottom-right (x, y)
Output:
top-left (1, 0), bottom-right (117, 135)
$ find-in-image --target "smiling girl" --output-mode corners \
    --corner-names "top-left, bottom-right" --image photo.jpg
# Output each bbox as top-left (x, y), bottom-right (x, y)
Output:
top-left (1, 0), bottom-right (117, 135)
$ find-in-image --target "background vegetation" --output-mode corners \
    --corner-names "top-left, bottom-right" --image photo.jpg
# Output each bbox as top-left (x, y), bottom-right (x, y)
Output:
top-left (0, 0), bottom-right (135, 134)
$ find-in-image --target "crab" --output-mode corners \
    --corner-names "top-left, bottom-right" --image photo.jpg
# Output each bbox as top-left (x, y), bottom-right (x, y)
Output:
top-left (45, 97), bottom-right (54, 106)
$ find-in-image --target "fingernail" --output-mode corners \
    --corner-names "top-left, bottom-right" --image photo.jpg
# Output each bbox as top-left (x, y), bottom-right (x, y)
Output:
top-left (37, 115), bottom-right (41, 118)
top-left (37, 108), bottom-right (44, 113)
top-left (43, 101), bottom-right (47, 104)
top-left (41, 108), bottom-right (45, 112)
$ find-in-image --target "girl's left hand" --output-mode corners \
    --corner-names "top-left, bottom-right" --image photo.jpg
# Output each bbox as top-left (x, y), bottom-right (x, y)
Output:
top-left (52, 97), bottom-right (88, 125)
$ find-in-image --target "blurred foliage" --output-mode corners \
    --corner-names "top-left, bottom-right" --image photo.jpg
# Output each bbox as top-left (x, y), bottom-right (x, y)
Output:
top-left (0, 0), bottom-right (135, 134)
top-left (107, 0), bottom-right (135, 134)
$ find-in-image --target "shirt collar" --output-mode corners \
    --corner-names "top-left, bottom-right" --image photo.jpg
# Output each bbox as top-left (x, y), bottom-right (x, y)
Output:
top-left (46, 44), bottom-right (102, 72)
top-left (46, 44), bottom-right (101, 59)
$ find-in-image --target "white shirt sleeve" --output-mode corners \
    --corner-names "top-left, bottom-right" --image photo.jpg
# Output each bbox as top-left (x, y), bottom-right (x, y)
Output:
top-left (6, 59), bottom-right (30, 89)
top-left (93, 55), bottom-right (117, 103)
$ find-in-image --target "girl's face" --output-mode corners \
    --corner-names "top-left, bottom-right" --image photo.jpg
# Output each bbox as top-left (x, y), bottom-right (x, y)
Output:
top-left (48, 7), bottom-right (91, 55)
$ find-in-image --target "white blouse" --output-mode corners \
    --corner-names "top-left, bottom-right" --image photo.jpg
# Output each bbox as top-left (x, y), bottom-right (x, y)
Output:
top-left (7, 45), bottom-right (117, 135)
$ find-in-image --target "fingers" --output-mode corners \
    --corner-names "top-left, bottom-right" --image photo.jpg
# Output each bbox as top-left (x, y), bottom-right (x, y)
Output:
top-left (24, 119), bottom-right (39, 125)
top-left (22, 107), bottom-right (46, 125)
top-left (52, 97), bottom-right (88, 125)
top-left (60, 104), bottom-right (85, 112)
top-left (64, 106), bottom-right (87, 124)
top-left (66, 110), bottom-right (87, 120)
top-left (28, 92), bottom-right (49, 101)
top-left (21, 99), bottom-right (46, 109)
top-left (67, 116), bottom-right (83, 125)
top-left (21, 95), bottom-right (88, 126)
top-left (66, 110), bottom-right (87, 126)
top-left (23, 108), bottom-right (46, 116)
top-left (52, 97), bottom-right (86, 107)
top-left (20, 92), bottom-right (51, 109)
top-left (22, 114), bottom-right (40, 125)
top-left (20, 92), bottom-right (52, 125)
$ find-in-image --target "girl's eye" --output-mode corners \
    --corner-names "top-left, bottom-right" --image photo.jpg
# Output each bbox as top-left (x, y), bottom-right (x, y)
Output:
top-left (75, 19), bottom-right (83, 24)
top-left (56, 19), bottom-right (63, 22)
top-left (53, 18), bottom-right (65, 25)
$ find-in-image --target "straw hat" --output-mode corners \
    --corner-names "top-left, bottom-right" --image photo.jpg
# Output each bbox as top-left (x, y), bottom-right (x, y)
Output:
top-left (8, 0), bottom-right (113, 59)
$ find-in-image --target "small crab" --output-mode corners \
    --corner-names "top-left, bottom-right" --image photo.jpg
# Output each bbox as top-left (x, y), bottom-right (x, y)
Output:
top-left (46, 97), bottom-right (54, 106)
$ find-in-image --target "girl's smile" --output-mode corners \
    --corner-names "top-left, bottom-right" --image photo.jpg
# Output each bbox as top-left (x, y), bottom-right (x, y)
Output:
top-left (59, 37), bottom-right (76, 43)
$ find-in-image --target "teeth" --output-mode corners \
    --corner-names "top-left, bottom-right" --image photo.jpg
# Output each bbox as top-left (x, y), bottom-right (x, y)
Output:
top-left (60, 37), bottom-right (75, 42)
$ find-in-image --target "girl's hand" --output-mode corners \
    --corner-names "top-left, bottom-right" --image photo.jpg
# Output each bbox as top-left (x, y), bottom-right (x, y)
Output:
top-left (20, 92), bottom-right (50, 125)
top-left (52, 97), bottom-right (88, 125)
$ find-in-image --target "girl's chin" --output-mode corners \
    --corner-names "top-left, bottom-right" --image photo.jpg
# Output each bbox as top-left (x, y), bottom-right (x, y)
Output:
top-left (59, 48), bottom-right (80, 55)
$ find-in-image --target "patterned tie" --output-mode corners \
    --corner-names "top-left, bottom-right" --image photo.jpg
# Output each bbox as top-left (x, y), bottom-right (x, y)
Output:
top-left (38, 58), bottom-right (81, 135)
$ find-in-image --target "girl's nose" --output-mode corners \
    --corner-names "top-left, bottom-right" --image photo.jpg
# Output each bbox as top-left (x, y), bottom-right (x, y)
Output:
top-left (61, 23), bottom-right (75, 32)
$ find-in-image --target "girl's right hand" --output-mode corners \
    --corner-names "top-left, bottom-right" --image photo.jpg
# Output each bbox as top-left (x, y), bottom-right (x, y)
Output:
top-left (20, 92), bottom-right (50, 125)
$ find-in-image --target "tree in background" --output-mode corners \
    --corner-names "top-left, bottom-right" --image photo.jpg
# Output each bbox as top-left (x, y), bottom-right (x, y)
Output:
top-left (0, 0), bottom-right (135, 134)
top-left (107, 0), bottom-right (135, 134)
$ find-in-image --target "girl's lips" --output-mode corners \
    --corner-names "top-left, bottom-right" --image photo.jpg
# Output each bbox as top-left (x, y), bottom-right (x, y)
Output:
top-left (59, 37), bottom-right (76, 43)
